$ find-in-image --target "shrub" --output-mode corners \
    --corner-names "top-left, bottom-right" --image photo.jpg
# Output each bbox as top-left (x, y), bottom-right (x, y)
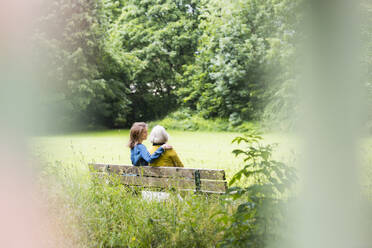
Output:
top-left (215, 131), bottom-right (297, 247)
top-left (149, 109), bottom-right (260, 132)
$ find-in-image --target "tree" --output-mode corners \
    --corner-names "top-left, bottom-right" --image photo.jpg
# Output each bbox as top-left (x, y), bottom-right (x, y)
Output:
top-left (35, 0), bottom-right (132, 129)
top-left (104, 0), bottom-right (203, 121)
top-left (179, 0), bottom-right (278, 123)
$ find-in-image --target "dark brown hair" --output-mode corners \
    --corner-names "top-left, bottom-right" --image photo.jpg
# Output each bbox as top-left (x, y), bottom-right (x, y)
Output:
top-left (128, 122), bottom-right (148, 149)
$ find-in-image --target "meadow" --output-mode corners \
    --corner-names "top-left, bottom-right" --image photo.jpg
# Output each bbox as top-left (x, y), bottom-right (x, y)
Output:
top-left (29, 129), bottom-right (300, 247)
top-left (30, 129), bottom-right (299, 181)
top-left (31, 129), bottom-right (372, 197)
top-left (30, 130), bottom-right (372, 247)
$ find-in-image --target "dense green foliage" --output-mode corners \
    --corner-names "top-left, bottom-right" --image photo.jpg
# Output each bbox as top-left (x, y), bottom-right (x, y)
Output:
top-left (148, 108), bottom-right (260, 132)
top-left (35, 0), bottom-right (130, 128)
top-left (103, 0), bottom-right (202, 122)
top-left (36, 0), bottom-right (203, 129)
top-left (36, 0), bottom-right (371, 131)
top-left (35, 0), bottom-right (303, 130)
top-left (178, 0), bottom-right (298, 123)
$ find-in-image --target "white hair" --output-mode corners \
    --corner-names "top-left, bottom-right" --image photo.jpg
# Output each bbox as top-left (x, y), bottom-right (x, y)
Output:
top-left (149, 125), bottom-right (169, 144)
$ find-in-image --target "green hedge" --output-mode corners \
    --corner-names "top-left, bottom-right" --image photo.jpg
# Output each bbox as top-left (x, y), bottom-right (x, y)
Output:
top-left (148, 109), bottom-right (260, 132)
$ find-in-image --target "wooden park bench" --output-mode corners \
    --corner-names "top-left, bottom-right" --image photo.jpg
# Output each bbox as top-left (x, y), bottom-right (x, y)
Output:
top-left (89, 164), bottom-right (227, 194)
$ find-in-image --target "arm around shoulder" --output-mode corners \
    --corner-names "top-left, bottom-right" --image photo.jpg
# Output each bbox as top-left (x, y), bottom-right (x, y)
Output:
top-left (139, 144), bottom-right (164, 163)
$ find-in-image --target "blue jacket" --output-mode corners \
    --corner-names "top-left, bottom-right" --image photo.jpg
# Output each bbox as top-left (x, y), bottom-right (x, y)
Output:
top-left (130, 143), bottom-right (164, 166)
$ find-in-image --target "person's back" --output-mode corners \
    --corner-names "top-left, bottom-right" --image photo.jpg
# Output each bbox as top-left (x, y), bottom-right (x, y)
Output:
top-left (148, 125), bottom-right (184, 167)
top-left (149, 145), bottom-right (183, 167)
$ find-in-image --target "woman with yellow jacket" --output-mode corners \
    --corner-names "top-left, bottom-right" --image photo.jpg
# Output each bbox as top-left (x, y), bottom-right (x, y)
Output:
top-left (148, 125), bottom-right (184, 167)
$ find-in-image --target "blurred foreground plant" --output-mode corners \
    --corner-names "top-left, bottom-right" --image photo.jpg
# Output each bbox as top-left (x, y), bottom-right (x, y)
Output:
top-left (217, 131), bottom-right (297, 248)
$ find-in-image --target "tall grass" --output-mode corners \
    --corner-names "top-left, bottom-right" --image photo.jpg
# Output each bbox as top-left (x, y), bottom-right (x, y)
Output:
top-left (40, 160), bottom-right (229, 247)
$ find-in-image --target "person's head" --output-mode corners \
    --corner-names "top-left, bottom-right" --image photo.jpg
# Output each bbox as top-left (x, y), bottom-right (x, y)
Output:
top-left (149, 125), bottom-right (169, 145)
top-left (128, 122), bottom-right (148, 149)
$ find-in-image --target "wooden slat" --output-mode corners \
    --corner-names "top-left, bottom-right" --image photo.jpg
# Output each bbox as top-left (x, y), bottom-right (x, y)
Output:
top-left (91, 172), bottom-right (227, 193)
top-left (90, 163), bottom-right (226, 181)
top-left (120, 175), bottom-right (195, 190)
top-left (120, 175), bottom-right (227, 193)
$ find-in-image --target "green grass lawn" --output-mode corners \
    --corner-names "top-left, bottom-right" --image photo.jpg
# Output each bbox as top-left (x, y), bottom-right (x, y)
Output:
top-left (30, 129), bottom-right (372, 188)
top-left (30, 129), bottom-right (298, 181)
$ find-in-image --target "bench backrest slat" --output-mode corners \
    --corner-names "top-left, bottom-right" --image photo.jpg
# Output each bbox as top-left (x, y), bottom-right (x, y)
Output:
top-left (91, 163), bottom-right (226, 181)
top-left (92, 173), bottom-right (227, 194)
top-left (90, 163), bottom-right (227, 194)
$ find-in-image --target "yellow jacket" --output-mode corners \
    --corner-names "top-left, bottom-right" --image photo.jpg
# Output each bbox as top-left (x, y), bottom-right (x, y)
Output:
top-left (149, 145), bottom-right (184, 167)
